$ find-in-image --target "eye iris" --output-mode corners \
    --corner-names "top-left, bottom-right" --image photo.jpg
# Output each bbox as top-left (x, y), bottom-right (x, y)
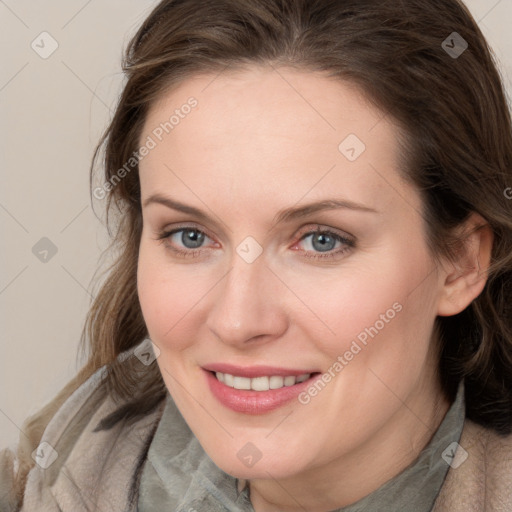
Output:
top-left (312, 233), bottom-right (336, 252)
top-left (182, 229), bottom-right (205, 249)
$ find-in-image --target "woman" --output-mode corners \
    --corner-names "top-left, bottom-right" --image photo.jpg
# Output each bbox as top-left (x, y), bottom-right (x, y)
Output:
top-left (2, 0), bottom-right (512, 510)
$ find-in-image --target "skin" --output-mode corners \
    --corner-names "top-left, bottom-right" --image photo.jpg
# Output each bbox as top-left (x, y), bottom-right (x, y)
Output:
top-left (136, 65), bottom-right (492, 512)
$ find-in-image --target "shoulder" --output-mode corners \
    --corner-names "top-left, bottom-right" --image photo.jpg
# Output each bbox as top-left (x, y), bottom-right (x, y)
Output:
top-left (1, 352), bottom-right (165, 512)
top-left (0, 364), bottom-right (109, 511)
top-left (433, 419), bottom-right (512, 511)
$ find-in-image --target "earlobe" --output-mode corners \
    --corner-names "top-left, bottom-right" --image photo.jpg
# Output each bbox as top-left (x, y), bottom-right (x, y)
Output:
top-left (437, 213), bottom-right (494, 317)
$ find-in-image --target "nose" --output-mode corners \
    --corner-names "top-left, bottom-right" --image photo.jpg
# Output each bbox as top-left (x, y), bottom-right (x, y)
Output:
top-left (206, 255), bottom-right (288, 347)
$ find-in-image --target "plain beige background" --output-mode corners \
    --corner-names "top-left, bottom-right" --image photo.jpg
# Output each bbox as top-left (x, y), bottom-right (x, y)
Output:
top-left (1, 0), bottom-right (511, 449)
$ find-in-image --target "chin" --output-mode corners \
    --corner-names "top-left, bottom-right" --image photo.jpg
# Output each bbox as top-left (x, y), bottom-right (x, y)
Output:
top-left (207, 446), bottom-right (303, 481)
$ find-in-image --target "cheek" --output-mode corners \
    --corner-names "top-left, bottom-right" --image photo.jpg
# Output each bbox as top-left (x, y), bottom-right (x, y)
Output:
top-left (286, 249), bottom-right (438, 366)
top-left (280, 265), bottom-right (405, 347)
top-left (137, 239), bottom-right (227, 353)
top-left (137, 242), bottom-right (201, 349)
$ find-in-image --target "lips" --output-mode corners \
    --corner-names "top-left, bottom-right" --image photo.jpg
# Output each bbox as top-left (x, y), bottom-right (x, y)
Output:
top-left (202, 363), bottom-right (319, 378)
top-left (202, 364), bottom-right (322, 414)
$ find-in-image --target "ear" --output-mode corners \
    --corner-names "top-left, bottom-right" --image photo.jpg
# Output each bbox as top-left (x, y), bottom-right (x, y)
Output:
top-left (437, 213), bottom-right (494, 317)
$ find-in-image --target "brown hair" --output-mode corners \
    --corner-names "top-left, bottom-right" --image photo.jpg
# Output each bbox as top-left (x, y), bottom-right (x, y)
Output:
top-left (84, 0), bottom-right (512, 432)
top-left (13, 0), bottom-right (512, 503)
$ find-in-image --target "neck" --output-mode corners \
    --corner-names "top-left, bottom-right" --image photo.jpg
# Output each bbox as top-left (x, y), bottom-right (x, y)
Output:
top-left (248, 376), bottom-right (450, 512)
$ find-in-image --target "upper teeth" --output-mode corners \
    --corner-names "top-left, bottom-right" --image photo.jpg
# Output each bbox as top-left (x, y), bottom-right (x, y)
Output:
top-left (215, 372), bottom-right (311, 391)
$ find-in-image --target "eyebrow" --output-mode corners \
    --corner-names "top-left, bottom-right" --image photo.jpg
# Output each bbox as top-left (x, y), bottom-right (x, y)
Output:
top-left (143, 194), bottom-right (211, 223)
top-left (142, 194), bottom-right (378, 225)
top-left (273, 199), bottom-right (378, 225)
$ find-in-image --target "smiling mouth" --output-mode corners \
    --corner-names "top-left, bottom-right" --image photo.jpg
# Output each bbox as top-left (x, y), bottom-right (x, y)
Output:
top-left (210, 371), bottom-right (321, 391)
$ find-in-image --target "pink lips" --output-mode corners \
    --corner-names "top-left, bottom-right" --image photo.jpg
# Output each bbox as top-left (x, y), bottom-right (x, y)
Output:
top-left (202, 363), bottom-right (318, 378)
top-left (202, 364), bottom-right (321, 414)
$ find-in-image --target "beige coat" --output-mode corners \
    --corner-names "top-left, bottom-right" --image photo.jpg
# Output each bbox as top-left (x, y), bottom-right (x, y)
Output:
top-left (1, 363), bottom-right (511, 511)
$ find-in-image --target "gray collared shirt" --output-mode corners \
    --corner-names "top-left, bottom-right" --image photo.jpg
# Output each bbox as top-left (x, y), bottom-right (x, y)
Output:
top-left (137, 384), bottom-right (465, 511)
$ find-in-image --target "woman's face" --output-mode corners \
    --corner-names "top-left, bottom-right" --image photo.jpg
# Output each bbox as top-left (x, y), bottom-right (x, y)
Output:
top-left (137, 66), bottom-right (448, 481)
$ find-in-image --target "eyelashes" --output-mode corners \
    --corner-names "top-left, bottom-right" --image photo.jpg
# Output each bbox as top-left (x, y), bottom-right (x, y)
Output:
top-left (154, 224), bottom-right (355, 261)
top-left (155, 227), bottom-right (216, 259)
top-left (291, 227), bottom-right (354, 259)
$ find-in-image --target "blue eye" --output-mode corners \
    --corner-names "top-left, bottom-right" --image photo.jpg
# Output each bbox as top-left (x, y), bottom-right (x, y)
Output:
top-left (173, 228), bottom-right (206, 249)
top-left (156, 227), bottom-right (214, 257)
top-left (303, 232), bottom-right (339, 252)
top-left (156, 225), bottom-right (354, 261)
top-left (295, 228), bottom-right (354, 259)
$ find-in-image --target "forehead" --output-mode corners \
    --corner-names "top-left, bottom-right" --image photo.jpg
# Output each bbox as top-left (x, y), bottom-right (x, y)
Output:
top-left (139, 66), bottom-right (414, 216)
